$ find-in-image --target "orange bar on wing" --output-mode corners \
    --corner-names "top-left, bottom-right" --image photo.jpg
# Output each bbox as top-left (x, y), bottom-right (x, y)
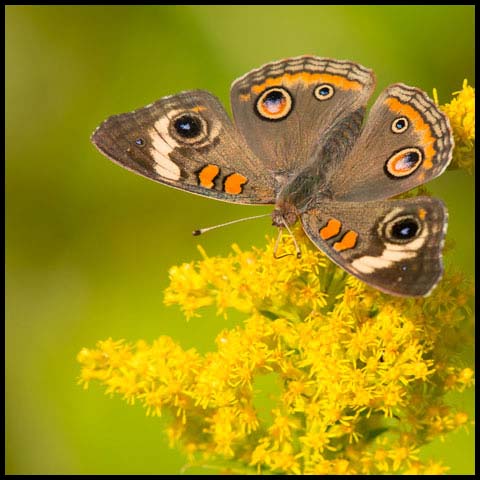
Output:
top-left (333, 231), bottom-right (358, 252)
top-left (251, 73), bottom-right (363, 95)
top-left (320, 218), bottom-right (342, 240)
top-left (224, 173), bottom-right (247, 194)
top-left (198, 164), bottom-right (220, 189)
top-left (190, 105), bottom-right (207, 112)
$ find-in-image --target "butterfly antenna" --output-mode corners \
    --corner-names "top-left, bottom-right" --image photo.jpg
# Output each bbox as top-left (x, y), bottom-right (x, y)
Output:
top-left (192, 213), bottom-right (271, 236)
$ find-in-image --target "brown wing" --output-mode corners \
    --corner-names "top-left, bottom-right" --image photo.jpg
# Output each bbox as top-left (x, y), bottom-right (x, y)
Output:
top-left (91, 90), bottom-right (276, 204)
top-left (327, 83), bottom-right (453, 202)
top-left (301, 196), bottom-right (447, 297)
top-left (230, 55), bottom-right (376, 175)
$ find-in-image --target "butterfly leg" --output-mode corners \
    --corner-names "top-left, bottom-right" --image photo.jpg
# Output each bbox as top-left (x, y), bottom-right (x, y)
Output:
top-left (273, 227), bottom-right (285, 259)
top-left (273, 222), bottom-right (302, 259)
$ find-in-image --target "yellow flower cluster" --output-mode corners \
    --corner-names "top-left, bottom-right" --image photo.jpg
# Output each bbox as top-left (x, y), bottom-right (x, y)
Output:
top-left (78, 230), bottom-right (474, 474)
top-left (434, 80), bottom-right (475, 173)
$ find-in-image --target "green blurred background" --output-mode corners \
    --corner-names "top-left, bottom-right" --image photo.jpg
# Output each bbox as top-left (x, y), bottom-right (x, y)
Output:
top-left (6, 5), bottom-right (474, 475)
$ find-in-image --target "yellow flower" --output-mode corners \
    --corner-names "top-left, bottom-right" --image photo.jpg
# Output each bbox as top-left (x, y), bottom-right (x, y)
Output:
top-left (388, 443), bottom-right (420, 472)
top-left (434, 79), bottom-right (475, 173)
top-left (81, 82), bottom-right (474, 472)
top-left (78, 225), bottom-right (474, 474)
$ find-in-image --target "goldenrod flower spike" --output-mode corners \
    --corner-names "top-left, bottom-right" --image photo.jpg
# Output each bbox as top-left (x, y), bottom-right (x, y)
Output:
top-left (78, 225), bottom-right (474, 474)
top-left (435, 79), bottom-right (475, 173)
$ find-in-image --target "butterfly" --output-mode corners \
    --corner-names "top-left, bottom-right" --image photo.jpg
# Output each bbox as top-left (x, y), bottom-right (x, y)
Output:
top-left (91, 55), bottom-right (453, 297)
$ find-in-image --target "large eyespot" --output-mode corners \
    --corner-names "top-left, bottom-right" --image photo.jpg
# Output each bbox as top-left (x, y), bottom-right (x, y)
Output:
top-left (391, 116), bottom-right (409, 133)
top-left (314, 84), bottom-right (334, 101)
top-left (255, 87), bottom-right (293, 121)
top-left (385, 147), bottom-right (423, 178)
top-left (169, 112), bottom-right (208, 144)
top-left (135, 138), bottom-right (145, 147)
top-left (385, 215), bottom-right (422, 243)
top-left (173, 114), bottom-right (202, 138)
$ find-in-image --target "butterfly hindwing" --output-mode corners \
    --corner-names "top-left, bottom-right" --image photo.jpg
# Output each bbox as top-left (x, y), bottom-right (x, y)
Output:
top-left (91, 90), bottom-right (276, 204)
top-left (301, 196), bottom-right (447, 297)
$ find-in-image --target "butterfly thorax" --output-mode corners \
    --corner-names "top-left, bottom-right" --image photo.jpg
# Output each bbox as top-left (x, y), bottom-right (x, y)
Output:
top-left (272, 164), bottom-right (332, 227)
top-left (272, 191), bottom-right (332, 228)
top-left (271, 107), bottom-right (366, 228)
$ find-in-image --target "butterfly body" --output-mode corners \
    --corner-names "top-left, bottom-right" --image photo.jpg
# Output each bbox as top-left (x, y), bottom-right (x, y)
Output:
top-left (92, 55), bottom-right (453, 297)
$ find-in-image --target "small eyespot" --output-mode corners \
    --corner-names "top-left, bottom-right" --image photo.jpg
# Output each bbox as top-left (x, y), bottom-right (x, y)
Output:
top-left (385, 147), bottom-right (423, 178)
top-left (173, 114), bottom-right (202, 138)
top-left (387, 216), bottom-right (421, 243)
top-left (255, 87), bottom-right (293, 121)
top-left (135, 138), bottom-right (145, 147)
top-left (391, 116), bottom-right (409, 133)
top-left (314, 84), bottom-right (335, 101)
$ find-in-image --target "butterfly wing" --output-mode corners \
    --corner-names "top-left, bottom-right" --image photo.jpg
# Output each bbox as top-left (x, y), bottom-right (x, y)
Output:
top-left (91, 90), bottom-right (276, 204)
top-left (230, 55), bottom-right (376, 175)
top-left (301, 196), bottom-right (447, 297)
top-left (326, 83), bottom-right (453, 202)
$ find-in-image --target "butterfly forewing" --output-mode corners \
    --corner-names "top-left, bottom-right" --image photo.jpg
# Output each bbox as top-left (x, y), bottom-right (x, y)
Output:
top-left (91, 90), bottom-right (276, 204)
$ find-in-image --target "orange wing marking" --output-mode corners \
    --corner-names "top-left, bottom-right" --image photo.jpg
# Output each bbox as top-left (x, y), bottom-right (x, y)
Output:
top-left (319, 218), bottom-right (342, 240)
top-left (224, 173), bottom-right (247, 194)
top-left (385, 98), bottom-right (436, 170)
top-left (251, 73), bottom-right (362, 95)
top-left (333, 231), bottom-right (358, 252)
top-left (418, 208), bottom-right (427, 220)
top-left (198, 164), bottom-right (220, 189)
